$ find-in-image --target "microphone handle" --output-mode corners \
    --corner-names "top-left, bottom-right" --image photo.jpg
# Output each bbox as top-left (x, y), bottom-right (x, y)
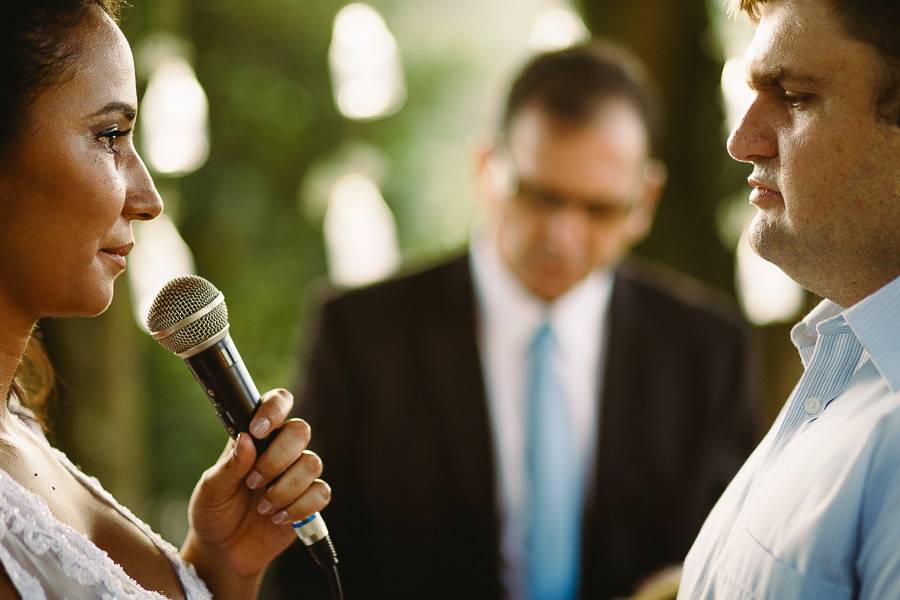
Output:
top-left (184, 334), bottom-right (268, 453)
top-left (183, 335), bottom-right (332, 550)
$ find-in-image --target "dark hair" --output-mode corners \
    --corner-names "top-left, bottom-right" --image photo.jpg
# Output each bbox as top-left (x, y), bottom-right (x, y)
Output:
top-left (11, 337), bottom-right (54, 426)
top-left (734, 0), bottom-right (900, 125)
top-left (1, 0), bottom-right (126, 417)
top-left (0, 0), bottom-right (126, 157)
top-left (501, 41), bottom-right (664, 156)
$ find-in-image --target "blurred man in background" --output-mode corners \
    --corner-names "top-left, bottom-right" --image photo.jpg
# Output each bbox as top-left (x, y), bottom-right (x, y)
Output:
top-left (679, 0), bottom-right (900, 597)
top-left (273, 42), bottom-right (758, 599)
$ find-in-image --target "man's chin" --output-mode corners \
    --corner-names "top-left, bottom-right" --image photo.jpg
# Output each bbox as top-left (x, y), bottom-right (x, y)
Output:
top-left (526, 274), bottom-right (581, 303)
top-left (748, 214), bottom-right (788, 265)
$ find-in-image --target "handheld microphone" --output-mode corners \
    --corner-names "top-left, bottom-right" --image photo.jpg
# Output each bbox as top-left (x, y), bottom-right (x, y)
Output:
top-left (145, 275), bottom-right (341, 589)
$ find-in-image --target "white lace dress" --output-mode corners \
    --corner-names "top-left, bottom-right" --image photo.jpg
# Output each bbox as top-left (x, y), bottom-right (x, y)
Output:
top-left (0, 399), bottom-right (212, 599)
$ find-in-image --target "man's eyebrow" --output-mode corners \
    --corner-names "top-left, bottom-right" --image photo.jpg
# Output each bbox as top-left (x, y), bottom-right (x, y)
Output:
top-left (90, 101), bottom-right (137, 121)
top-left (746, 67), bottom-right (825, 89)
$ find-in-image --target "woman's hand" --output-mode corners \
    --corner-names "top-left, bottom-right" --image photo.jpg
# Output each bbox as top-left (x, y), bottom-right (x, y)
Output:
top-left (181, 388), bottom-right (331, 595)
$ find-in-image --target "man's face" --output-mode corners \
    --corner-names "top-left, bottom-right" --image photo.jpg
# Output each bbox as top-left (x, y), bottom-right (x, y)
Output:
top-left (484, 100), bottom-right (663, 302)
top-left (728, 0), bottom-right (900, 306)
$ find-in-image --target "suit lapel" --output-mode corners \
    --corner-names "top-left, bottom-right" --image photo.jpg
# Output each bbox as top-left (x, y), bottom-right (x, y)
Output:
top-left (422, 256), bottom-right (499, 526)
top-left (594, 269), bottom-right (641, 482)
top-left (581, 270), bottom-right (642, 558)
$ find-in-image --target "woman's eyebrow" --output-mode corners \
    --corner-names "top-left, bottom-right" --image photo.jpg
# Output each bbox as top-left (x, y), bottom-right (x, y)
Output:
top-left (90, 101), bottom-right (137, 121)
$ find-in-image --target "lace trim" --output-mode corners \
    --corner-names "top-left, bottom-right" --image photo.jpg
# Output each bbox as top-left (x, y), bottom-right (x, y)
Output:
top-left (50, 447), bottom-right (210, 599)
top-left (0, 540), bottom-right (47, 600)
top-left (0, 469), bottom-right (173, 598)
top-left (0, 418), bottom-right (212, 599)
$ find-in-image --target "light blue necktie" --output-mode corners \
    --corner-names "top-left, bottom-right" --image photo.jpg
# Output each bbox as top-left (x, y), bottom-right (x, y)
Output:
top-left (525, 321), bottom-right (582, 600)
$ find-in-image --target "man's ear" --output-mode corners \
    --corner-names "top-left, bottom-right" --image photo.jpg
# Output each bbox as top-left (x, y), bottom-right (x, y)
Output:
top-left (473, 142), bottom-right (494, 201)
top-left (627, 159), bottom-right (667, 241)
top-left (473, 141), bottom-right (512, 208)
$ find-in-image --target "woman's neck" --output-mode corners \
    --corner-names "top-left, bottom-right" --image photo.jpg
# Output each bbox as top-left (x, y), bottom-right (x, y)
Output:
top-left (0, 298), bottom-right (38, 423)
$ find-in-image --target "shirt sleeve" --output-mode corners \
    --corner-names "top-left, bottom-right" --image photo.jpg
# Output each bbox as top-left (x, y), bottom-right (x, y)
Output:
top-left (857, 404), bottom-right (900, 599)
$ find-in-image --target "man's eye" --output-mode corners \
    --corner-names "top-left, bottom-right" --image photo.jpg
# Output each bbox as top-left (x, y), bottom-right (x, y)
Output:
top-left (516, 183), bottom-right (560, 210)
top-left (586, 204), bottom-right (630, 221)
top-left (530, 193), bottom-right (564, 210)
top-left (782, 91), bottom-right (811, 108)
top-left (97, 126), bottom-right (133, 154)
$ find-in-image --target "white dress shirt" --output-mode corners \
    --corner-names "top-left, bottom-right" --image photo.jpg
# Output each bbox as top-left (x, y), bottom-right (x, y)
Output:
top-left (679, 275), bottom-right (900, 600)
top-left (469, 232), bottom-right (614, 599)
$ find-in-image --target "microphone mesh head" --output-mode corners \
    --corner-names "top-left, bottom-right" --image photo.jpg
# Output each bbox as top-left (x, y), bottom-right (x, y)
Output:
top-left (146, 275), bottom-right (229, 355)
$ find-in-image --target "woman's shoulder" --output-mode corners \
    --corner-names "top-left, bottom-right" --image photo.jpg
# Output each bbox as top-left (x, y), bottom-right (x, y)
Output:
top-left (0, 466), bottom-right (61, 599)
top-left (0, 427), bottom-right (209, 599)
top-left (0, 463), bottom-right (206, 599)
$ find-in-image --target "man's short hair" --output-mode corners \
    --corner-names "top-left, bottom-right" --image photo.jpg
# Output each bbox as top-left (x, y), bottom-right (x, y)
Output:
top-left (501, 41), bottom-right (663, 156)
top-left (734, 0), bottom-right (900, 125)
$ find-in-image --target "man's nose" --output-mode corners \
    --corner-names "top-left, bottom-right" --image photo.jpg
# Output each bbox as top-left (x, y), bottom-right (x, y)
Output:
top-left (727, 96), bottom-right (777, 164)
top-left (545, 205), bottom-right (589, 251)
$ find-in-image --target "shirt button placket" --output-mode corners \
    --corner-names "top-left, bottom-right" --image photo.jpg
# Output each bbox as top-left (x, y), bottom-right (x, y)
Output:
top-left (804, 396), bottom-right (822, 416)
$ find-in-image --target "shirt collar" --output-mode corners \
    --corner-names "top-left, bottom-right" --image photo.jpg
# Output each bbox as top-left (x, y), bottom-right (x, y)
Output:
top-left (790, 299), bottom-right (844, 354)
top-left (548, 263), bottom-right (613, 361)
top-left (469, 230), bottom-right (613, 360)
top-left (790, 276), bottom-right (900, 391)
top-left (790, 299), bottom-right (845, 368)
top-left (844, 276), bottom-right (900, 393)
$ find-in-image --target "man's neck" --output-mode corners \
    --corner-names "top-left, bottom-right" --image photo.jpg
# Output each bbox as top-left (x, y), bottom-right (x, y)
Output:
top-left (818, 271), bottom-right (900, 309)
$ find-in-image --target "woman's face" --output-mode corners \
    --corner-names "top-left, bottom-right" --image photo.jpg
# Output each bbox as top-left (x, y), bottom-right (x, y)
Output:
top-left (0, 8), bottom-right (162, 322)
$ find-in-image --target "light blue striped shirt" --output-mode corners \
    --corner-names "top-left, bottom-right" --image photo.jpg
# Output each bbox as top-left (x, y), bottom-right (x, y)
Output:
top-left (679, 275), bottom-right (900, 600)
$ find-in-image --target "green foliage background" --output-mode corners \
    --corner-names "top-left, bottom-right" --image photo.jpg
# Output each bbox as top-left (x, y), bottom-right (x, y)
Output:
top-left (42, 1), bottom-right (795, 557)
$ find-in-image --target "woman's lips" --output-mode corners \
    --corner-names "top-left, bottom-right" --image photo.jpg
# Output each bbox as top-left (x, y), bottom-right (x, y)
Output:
top-left (99, 242), bottom-right (133, 269)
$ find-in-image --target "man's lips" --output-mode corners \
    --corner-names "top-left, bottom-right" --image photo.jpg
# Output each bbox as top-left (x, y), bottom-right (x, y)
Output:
top-left (748, 178), bottom-right (783, 206)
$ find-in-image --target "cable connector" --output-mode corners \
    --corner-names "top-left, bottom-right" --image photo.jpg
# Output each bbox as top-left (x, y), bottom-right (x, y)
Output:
top-left (292, 513), bottom-right (343, 599)
top-left (307, 536), bottom-right (339, 568)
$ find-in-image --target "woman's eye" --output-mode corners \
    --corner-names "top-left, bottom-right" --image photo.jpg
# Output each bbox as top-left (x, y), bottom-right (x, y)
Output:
top-left (97, 126), bottom-right (133, 154)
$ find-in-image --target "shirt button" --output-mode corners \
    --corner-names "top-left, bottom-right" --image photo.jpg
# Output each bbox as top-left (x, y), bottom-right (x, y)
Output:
top-left (804, 396), bottom-right (822, 415)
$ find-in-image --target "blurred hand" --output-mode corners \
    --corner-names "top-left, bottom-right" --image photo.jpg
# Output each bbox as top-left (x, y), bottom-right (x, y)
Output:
top-left (184, 388), bottom-right (331, 578)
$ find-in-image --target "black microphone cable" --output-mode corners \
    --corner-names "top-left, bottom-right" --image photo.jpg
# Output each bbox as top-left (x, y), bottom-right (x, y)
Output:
top-left (146, 275), bottom-right (343, 600)
top-left (326, 564), bottom-right (344, 600)
top-left (292, 512), bottom-right (343, 600)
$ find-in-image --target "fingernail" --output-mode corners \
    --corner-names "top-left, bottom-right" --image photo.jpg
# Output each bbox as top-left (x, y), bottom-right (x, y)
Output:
top-left (250, 417), bottom-right (271, 439)
top-left (246, 471), bottom-right (264, 490)
top-left (257, 498), bottom-right (274, 515)
top-left (232, 436), bottom-right (242, 459)
top-left (272, 510), bottom-right (291, 525)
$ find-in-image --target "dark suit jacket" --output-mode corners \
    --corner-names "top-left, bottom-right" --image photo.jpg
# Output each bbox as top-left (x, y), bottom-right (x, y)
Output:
top-left (268, 255), bottom-right (758, 600)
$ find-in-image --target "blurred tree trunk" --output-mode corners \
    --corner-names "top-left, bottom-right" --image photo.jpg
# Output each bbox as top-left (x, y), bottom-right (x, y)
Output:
top-left (577, 0), bottom-right (736, 294)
